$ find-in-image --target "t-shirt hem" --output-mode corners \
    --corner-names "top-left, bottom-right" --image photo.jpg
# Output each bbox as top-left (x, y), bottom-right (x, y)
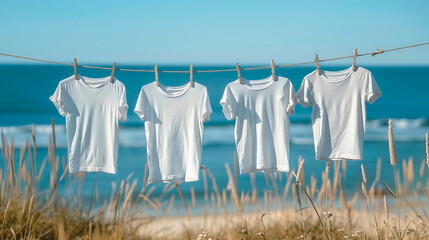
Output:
top-left (148, 175), bottom-right (199, 183)
top-left (69, 167), bottom-right (116, 174)
top-left (316, 153), bottom-right (362, 161)
top-left (240, 167), bottom-right (290, 174)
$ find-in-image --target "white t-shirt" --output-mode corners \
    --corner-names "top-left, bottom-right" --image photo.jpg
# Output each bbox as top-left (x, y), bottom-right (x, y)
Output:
top-left (134, 82), bottom-right (212, 183)
top-left (50, 75), bottom-right (128, 174)
top-left (297, 66), bottom-right (382, 160)
top-left (220, 76), bottom-right (297, 174)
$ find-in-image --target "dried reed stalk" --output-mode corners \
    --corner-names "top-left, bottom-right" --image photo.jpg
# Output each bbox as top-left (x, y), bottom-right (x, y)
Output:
top-left (31, 124), bottom-right (37, 169)
top-left (57, 218), bottom-right (66, 240)
top-left (361, 182), bottom-right (368, 200)
top-left (191, 187), bottom-right (196, 208)
top-left (426, 133), bottom-right (429, 167)
top-left (175, 183), bottom-right (190, 220)
top-left (419, 160), bottom-right (425, 177)
top-left (224, 163), bottom-right (239, 209)
top-left (331, 161), bottom-right (341, 207)
top-left (211, 192), bottom-right (217, 220)
top-left (310, 175), bottom-right (317, 199)
top-left (282, 172), bottom-right (293, 205)
top-left (233, 152), bottom-right (238, 185)
top-left (250, 172), bottom-right (258, 205)
top-left (362, 170), bottom-right (381, 239)
top-left (407, 157), bottom-right (414, 183)
top-left (384, 195), bottom-right (389, 219)
top-left (204, 168), bottom-right (222, 207)
top-left (389, 119), bottom-right (401, 233)
top-left (203, 168), bottom-right (208, 203)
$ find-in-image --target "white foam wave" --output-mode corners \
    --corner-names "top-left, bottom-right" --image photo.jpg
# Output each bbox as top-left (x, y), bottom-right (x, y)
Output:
top-left (0, 118), bottom-right (428, 149)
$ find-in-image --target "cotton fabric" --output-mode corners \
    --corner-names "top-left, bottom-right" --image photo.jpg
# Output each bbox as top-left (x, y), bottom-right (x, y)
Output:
top-left (50, 75), bottom-right (128, 174)
top-left (297, 66), bottom-right (382, 160)
top-left (220, 76), bottom-right (297, 174)
top-left (134, 82), bottom-right (212, 183)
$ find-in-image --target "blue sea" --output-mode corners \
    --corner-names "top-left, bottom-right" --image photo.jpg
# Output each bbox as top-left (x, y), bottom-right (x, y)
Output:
top-left (1, 64), bottom-right (429, 215)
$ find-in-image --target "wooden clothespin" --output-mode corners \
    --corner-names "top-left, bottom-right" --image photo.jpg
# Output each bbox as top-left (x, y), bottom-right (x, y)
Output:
top-left (352, 48), bottom-right (358, 71)
top-left (371, 48), bottom-right (385, 56)
top-left (190, 64), bottom-right (193, 87)
top-left (271, 59), bottom-right (275, 81)
top-left (110, 62), bottom-right (116, 83)
top-left (236, 63), bottom-right (242, 84)
top-left (74, 58), bottom-right (78, 80)
top-left (315, 54), bottom-right (321, 75)
top-left (155, 65), bottom-right (159, 87)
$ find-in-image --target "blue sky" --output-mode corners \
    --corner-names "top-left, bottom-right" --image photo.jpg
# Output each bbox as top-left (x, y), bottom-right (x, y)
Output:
top-left (1, 0), bottom-right (429, 65)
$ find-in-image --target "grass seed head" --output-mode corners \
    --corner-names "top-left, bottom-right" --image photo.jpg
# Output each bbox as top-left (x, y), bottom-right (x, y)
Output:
top-left (361, 164), bottom-right (367, 184)
top-left (295, 159), bottom-right (304, 184)
top-left (426, 133), bottom-right (429, 167)
top-left (388, 119), bottom-right (397, 166)
top-left (384, 195), bottom-right (389, 219)
top-left (325, 159), bottom-right (331, 175)
top-left (361, 182), bottom-right (368, 200)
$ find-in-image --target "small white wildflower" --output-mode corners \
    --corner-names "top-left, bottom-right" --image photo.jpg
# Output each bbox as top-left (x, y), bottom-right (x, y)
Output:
top-left (325, 212), bottom-right (333, 218)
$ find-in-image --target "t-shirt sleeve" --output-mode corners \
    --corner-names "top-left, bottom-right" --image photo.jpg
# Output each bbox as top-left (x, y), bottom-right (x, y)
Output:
top-left (219, 85), bottom-right (238, 120)
top-left (49, 82), bottom-right (68, 117)
top-left (118, 86), bottom-right (128, 123)
top-left (285, 80), bottom-right (298, 115)
top-left (201, 87), bottom-right (212, 122)
top-left (134, 87), bottom-right (148, 121)
top-left (364, 71), bottom-right (382, 104)
top-left (296, 77), bottom-right (313, 108)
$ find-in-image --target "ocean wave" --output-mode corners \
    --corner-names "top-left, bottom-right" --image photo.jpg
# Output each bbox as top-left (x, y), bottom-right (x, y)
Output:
top-left (0, 118), bottom-right (428, 149)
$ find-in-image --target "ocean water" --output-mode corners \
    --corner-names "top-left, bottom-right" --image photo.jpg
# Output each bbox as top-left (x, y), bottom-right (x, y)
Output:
top-left (1, 64), bottom-right (429, 215)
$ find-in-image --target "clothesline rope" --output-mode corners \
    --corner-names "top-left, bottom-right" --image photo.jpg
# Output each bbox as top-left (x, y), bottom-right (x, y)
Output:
top-left (0, 42), bottom-right (428, 74)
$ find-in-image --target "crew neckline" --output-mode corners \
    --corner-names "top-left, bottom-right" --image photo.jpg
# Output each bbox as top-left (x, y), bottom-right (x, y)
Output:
top-left (155, 81), bottom-right (191, 97)
top-left (241, 75), bottom-right (275, 91)
top-left (319, 66), bottom-right (355, 83)
top-left (77, 75), bottom-right (111, 89)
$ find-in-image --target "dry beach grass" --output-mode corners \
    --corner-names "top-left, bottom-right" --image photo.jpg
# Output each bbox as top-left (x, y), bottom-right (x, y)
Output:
top-left (0, 119), bottom-right (429, 239)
